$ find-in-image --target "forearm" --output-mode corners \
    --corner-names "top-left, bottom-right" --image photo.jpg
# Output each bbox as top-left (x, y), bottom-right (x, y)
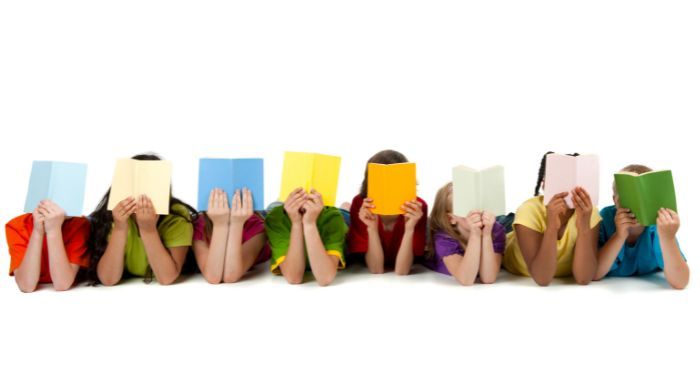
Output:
top-left (594, 234), bottom-right (625, 280)
top-left (14, 231), bottom-right (44, 292)
top-left (45, 231), bottom-right (79, 291)
top-left (453, 235), bottom-right (481, 285)
top-left (222, 223), bottom-right (248, 283)
top-left (279, 222), bottom-right (306, 284)
top-left (201, 223), bottom-right (229, 284)
top-left (479, 234), bottom-right (500, 283)
top-left (572, 228), bottom-right (597, 285)
top-left (304, 223), bottom-right (338, 286)
top-left (529, 228), bottom-right (558, 285)
top-left (140, 229), bottom-right (181, 285)
top-left (364, 228), bottom-right (384, 274)
top-left (97, 226), bottom-right (128, 286)
top-left (394, 229), bottom-right (415, 276)
top-left (659, 237), bottom-right (689, 289)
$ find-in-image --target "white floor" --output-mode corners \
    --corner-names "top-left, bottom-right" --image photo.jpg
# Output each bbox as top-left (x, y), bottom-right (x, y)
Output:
top-left (2, 262), bottom-right (697, 374)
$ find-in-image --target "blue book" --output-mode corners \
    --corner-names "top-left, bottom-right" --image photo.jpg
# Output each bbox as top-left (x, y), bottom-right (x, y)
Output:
top-left (24, 161), bottom-right (88, 217)
top-left (197, 158), bottom-right (265, 211)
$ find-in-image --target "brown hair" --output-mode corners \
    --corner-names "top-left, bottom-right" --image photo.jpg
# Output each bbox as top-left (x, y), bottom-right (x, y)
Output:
top-left (621, 164), bottom-right (652, 174)
top-left (359, 149), bottom-right (409, 198)
top-left (426, 182), bottom-right (463, 259)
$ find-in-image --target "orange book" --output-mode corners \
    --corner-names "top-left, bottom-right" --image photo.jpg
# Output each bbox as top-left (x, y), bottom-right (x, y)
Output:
top-left (367, 163), bottom-right (417, 215)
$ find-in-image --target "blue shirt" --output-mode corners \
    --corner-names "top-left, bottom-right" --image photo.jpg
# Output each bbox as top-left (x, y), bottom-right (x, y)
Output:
top-left (598, 205), bottom-right (685, 277)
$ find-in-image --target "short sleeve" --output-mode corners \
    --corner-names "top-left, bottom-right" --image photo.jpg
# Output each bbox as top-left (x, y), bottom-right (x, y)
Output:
top-left (491, 221), bottom-right (506, 254)
top-left (264, 206), bottom-right (291, 273)
top-left (319, 207), bottom-right (348, 269)
top-left (5, 214), bottom-right (31, 275)
top-left (433, 232), bottom-right (463, 260)
top-left (597, 206), bottom-right (615, 248)
top-left (347, 195), bottom-right (369, 254)
top-left (243, 214), bottom-right (266, 243)
top-left (63, 217), bottom-right (91, 268)
top-left (159, 214), bottom-right (193, 248)
top-left (590, 207), bottom-right (602, 229)
top-left (192, 215), bottom-right (206, 242)
top-left (513, 197), bottom-right (546, 233)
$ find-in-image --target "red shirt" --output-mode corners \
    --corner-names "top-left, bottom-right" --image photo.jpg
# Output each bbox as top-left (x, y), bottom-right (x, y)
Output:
top-left (347, 194), bottom-right (427, 264)
top-left (6, 214), bottom-right (90, 283)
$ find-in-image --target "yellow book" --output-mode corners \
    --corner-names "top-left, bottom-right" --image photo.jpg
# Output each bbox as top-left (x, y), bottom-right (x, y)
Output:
top-left (278, 152), bottom-right (341, 206)
top-left (368, 162), bottom-right (416, 215)
top-left (107, 159), bottom-right (172, 215)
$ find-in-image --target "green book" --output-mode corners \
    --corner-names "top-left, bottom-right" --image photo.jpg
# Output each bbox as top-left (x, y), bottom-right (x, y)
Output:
top-left (614, 170), bottom-right (677, 226)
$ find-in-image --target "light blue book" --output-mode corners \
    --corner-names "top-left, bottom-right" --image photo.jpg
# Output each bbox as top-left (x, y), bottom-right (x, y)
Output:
top-left (198, 158), bottom-right (264, 211)
top-left (24, 161), bottom-right (88, 217)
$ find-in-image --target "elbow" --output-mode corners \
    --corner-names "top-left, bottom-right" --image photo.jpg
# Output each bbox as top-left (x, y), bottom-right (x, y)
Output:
top-left (222, 272), bottom-right (243, 284)
top-left (367, 264), bottom-right (384, 274)
top-left (456, 276), bottom-right (476, 286)
top-left (394, 265), bottom-right (411, 276)
top-left (17, 281), bottom-right (37, 293)
top-left (158, 274), bottom-right (179, 286)
top-left (283, 272), bottom-right (304, 285)
top-left (204, 274), bottom-right (222, 285)
top-left (574, 275), bottom-right (593, 286)
top-left (532, 274), bottom-right (553, 287)
top-left (669, 280), bottom-right (688, 290)
top-left (480, 273), bottom-right (498, 285)
top-left (316, 275), bottom-right (335, 287)
top-left (53, 282), bottom-right (74, 292)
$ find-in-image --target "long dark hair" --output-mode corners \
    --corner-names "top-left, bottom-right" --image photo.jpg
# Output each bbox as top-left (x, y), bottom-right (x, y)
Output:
top-left (359, 149), bottom-right (409, 198)
top-left (534, 151), bottom-right (580, 196)
top-left (86, 153), bottom-right (198, 283)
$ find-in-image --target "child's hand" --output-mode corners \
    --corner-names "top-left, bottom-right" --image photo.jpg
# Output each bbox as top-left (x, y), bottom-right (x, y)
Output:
top-left (284, 188), bottom-right (307, 224)
top-left (359, 198), bottom-right (378, 231)
top-left (113, 197), bottom-right (137, 229)
top-left (457, 210), bottom-right (483, 238)
top-left (613, 208), bottom-right (638, 238)
top-left (207, 188), bottom-right (230, 226)
top-left (572, 187), bottom-right (593, 230)
top-left (38, 200), bottom-right (65, 235)
top-left (32, 205), bottom-right (45, 235)
top-left (656, 208), bottom-right (680, 240)
top-left (401, 200), bottom-right (423, 231)
top-left (135, 195), bottom-right (159, 231)
top-left (546, 192), bottom-right (569, 230)
top-left (482, 211), bottom-right (496, 235)
top-left (302, 189), bottom-right (324, 225)
top-left (231, 188), bottom-right (254, 226)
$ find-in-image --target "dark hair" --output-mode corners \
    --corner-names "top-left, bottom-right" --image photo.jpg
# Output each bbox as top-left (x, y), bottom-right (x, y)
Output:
top-left (534, 151), bottom-right (580, 196)
top-left (359, 149), bottom-right (409, 198)
top-left (86, 153), bottom-right (198, 283)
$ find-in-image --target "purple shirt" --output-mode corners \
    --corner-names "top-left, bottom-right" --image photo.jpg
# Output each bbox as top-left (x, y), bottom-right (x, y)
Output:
top-left (427, 222), bottom-right (506, 275)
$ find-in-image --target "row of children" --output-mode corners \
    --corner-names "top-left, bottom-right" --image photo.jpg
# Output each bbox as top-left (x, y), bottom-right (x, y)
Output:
top-left (6, 150), bottom-right (688, 292)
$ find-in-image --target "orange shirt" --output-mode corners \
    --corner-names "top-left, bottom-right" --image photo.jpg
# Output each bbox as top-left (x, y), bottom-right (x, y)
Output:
top-left (5, 214), bottom-right (90, 283)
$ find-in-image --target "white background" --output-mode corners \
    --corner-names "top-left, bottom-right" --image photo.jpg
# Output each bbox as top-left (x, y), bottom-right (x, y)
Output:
top-left (1, 1), bottom-right (699, 374)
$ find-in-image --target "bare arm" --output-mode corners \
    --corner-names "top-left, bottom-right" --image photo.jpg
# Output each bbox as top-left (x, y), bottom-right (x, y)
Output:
top-left (278, 188), bottom-right (308, 284)
top-left (193, 189), bottom-right (230, 284)
top-left (443, 231), bottom-right (481, 286)
top-left (97, 197), bottom-right (136, 286)
top-left (302, 191), bottom-right (339, 286)
top-left (359, 198), bottom-right (384, 274)
top-left (223, 189), bottom-right (266, 283)
top-left (394, 200), bottom-right (423, 276)
top-left (13, 214), bottom-right (44, 292)
top-left (571, 187), bottom-right (597, 285)
top-left (657, 209), bottom-right (689, 289)
top-left (479, 212), bottom-right (502, 284)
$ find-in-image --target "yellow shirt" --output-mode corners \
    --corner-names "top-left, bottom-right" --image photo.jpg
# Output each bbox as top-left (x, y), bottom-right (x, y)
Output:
top-left (504, 196), bottom-right (601, 277)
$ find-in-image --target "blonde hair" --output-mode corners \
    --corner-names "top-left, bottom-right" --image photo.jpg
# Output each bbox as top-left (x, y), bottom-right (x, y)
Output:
top-left (426, 182), bottom-right (463, 259)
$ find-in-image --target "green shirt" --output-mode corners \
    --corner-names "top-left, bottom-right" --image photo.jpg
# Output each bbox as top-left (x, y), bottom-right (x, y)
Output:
top-left (264, 206), bottom-right (347, 274)
top-left (111, 203), bottom-right (194, 277)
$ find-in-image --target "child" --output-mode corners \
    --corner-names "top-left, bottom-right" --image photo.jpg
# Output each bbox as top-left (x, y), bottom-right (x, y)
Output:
top-left (265, 188), bottom-right (347, 286)
top-left (347, 150), bottom-right (427, 275)
top-left (6, 200), bottom-right (90, 292)
top-left (425, 183), bottom-right (505, 285)
top-left (504, 152), bottom-right (601, 286)
top-left (88, 154), bottom-right (197, 286)
top-left (192, 188), bottom-right (269, 284)
top-left (594, 164), bottom-right (689, 289)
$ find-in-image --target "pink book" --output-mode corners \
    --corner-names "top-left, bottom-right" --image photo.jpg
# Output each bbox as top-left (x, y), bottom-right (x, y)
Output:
top-left (543, 153), bottom-right (599, 208)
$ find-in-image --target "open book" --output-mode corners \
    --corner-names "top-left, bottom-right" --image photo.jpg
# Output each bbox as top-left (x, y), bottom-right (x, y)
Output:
top-left (107, 159), bottom-right (172, 215)
top-left (368, 162), bottom-right (416, 215)
top-left (24, 161), bottom-right (88, 217)
top-left (452, 165), bottom-right (505, 216)
top-left (543, 153), bottom-right (599, 208)
top-left (615, 170), bottom-right (677, 226)
top-left (279, 152), bottom-right (341, 206)
top-left (198, 158), bottom-right (264, 211)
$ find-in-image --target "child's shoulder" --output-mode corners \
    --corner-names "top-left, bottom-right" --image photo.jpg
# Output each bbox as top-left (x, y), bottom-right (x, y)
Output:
top-left (5, 213), bottom-right (32, 232)
top-left (517, 196), bottom-right (545, 213)
top-left (599, 205), bottom-right (616, 221)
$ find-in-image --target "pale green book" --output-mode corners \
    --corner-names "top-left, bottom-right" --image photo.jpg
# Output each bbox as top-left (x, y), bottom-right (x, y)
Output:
top-left (452, 165), bottom-right (505, 217)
